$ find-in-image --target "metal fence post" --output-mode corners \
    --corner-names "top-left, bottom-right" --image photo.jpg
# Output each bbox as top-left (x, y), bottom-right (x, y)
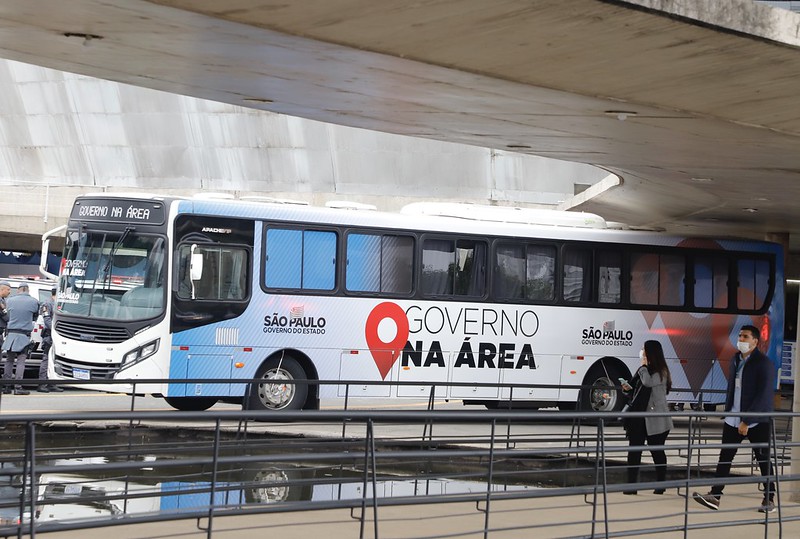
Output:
top-left (483, 419), bottom-right (497, 539)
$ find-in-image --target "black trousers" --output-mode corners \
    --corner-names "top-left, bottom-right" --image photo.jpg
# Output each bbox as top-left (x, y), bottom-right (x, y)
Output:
top-left (626, 417), bottom-right (669, 483)
top-left (710, 422), bottom-right (773, 500)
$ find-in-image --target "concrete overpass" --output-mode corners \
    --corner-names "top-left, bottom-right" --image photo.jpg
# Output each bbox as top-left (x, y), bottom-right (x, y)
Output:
top-left (0, 59), bottom-right (609, 254)
top-left (0, 0), bottom-right (799, 274)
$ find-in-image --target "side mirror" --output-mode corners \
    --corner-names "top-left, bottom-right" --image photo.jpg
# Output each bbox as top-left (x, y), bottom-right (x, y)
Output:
top-left (190, 245), bottom-right (204, 281)
top-left (190, 253), bottom-right (204, 281)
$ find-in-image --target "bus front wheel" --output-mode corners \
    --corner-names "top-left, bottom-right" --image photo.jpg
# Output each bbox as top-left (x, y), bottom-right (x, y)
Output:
top-left (248, 356), bottom-right (308, 411)
top-left (164, 396), bottom-right (218, 411)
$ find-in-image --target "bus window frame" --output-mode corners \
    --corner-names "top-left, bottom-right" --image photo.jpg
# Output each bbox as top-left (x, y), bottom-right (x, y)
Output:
top-left (261, 223), bottom-right (340, 296)
top-left (418, 233), bottom-right (489, 301)
top-left (342, 228), bottom-right (417, 298)
top-left (174, 241), bottom-right (252, 303)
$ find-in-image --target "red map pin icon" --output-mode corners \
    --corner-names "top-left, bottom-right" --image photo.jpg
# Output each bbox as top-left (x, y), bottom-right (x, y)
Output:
top-left (365, 302), bottom-right (409, 379)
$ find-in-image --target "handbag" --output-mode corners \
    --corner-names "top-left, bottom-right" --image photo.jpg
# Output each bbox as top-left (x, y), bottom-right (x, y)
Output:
top-left (618, 374), bottom-right (650, 424)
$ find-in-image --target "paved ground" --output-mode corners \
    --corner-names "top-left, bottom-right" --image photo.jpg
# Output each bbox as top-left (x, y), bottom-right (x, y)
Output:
top-left (47, 483), bottom-right (800, 539)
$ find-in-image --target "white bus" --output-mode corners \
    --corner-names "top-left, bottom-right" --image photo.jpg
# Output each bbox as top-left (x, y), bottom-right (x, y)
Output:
top-left (43, 194), bottom-right (784, 412)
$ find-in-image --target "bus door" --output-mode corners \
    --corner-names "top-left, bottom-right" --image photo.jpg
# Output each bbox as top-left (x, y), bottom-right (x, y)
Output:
top-left (171, 214), bottom-right (254, 397)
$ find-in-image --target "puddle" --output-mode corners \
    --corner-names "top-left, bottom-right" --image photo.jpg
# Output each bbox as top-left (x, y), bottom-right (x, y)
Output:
top-left (0, 424), bottom-right (683, 526)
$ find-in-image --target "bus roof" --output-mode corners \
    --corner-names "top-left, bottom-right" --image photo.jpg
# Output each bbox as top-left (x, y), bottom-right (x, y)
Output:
top-left (73, 193), bottom-right (782, 252)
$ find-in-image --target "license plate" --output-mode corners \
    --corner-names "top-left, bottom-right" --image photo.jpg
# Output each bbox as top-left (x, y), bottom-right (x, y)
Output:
top-left (73, 368), bottom-right (90, 380)
top-left (64, 484), bottom-right (82, 495)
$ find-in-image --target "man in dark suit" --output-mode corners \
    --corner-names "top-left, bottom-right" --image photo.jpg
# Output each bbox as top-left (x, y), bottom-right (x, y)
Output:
top-left (693, 324), bottom-right (776, 513)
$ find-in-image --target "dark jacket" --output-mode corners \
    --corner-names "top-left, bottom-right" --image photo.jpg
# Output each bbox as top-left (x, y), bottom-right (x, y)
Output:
top-left (724, 347), bottom-right (775, 425)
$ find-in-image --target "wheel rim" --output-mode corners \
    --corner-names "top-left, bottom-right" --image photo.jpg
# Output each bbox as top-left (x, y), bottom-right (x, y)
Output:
top-left (251, 469), bottom-right (290, 503)
top-left (589, 376), bottom-right (619, 412)
top-left (256, 367), bottom-right (295, 409)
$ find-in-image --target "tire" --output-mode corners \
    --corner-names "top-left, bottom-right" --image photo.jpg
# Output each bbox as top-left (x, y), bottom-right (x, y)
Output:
top-left (248, 356), bottom-right (308, 411)
top-left (164, 396), bottom-right (218, 411)
top-left (580, 363), bottom-right (625, 413)
top-left (244, 467), bottom-right (314, 504)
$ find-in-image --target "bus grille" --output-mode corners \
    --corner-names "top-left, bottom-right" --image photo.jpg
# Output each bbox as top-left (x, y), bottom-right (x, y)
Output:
top-left (54, 356), bottom-right (118, 380)
top-left (55, 320), bottom-right (130, 343)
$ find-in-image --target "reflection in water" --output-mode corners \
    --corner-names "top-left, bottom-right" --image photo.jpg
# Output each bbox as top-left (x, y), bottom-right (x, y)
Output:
top-left (31, 462), bottom-right (539, 524)
top-left (0, 454), bottom-right (548, 528)
top-left (0, 426), bottom-right (633, 530)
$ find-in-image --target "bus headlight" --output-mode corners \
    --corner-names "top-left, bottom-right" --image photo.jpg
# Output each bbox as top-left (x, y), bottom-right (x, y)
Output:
top-left (122, 339), bottom-right (160, 368)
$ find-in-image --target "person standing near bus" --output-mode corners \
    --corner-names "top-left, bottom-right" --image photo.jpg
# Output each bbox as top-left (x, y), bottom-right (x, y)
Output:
top-left (1, 283), bottom-right (39, 395)
top-left (621, 339), bottom-right (673, 495)
top-left (37, 287), bottom-right (62, 393)
top-left (0, 281), bottom-right (10, 354)
top-left (693, 324), bottom-right (776, 513)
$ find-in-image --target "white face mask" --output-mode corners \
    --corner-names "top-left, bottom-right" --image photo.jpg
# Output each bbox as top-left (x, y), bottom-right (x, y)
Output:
top-left (639, 349), bottom-right (645, 360)
top-left (737, 341), bottom-right (752, 354)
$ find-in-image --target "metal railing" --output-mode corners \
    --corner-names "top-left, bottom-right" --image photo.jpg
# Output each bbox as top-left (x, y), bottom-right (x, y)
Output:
top-left (0, 379), bottom-right (796, 538)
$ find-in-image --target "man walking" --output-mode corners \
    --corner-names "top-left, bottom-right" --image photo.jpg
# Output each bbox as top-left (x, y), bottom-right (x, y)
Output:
top-left (1, 283), bottom-right (40, 395)
top-left (692, 324), bottom-right (776, 513)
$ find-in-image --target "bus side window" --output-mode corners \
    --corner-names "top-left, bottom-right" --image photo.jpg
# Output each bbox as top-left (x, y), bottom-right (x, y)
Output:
top-left (631, 253), bottom-right (657, 305)
top-left (563, 247), bottom-right (592, 302)
top-left (265, 228), bottom-right (335, 291)
top-left (494, 243), bottom-right (555, 301)
top-left (176, 245), bottom-right (194, 299)
top-left (630, 252), bottom-right (686, 307)
top-left (265, 229), bottom-right (302, 289)
top-left (421, 238), bottom-right (486, 297)
top-left (494, 243), bottom-right (526, 300)
top-left (660, 254), bottom-right (685, 306)
top-left (454, 240), bottom-right (486, 297)
top-left (346, 233), bottom-right (413, 294)
top-left (421, 239), bottom-right (455, 295)
top-left (194, 248), bottom-right (218, 299)
top-left (597, 251), bottom-right (621, 304)
top-left (382, 235), bottom-right (414, 294)
top-left (695, 256), bottom-right (728, 309)
top-left (302, 231), bottom-right (336, 290)
top-left (347, 234), bottom-right (381, 292)
top-left (738, 258), bottom-right (770, 311)
top-left (177, 245), bottom-right (248, 301)
top-left (526, 245), bottom-right (555, 301)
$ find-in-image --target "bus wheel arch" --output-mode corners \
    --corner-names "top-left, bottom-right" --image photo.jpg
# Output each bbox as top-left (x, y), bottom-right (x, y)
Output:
top-left (164, 396), bottom-right (218, 411)
top-left (247, 349), bottom-right (318, 411)
top-left (579, 357), bottom-right (630, 413)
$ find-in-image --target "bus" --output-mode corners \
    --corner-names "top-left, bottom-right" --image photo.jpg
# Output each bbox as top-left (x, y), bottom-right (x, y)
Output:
top-left (41, 193), bottom-right (784, 412)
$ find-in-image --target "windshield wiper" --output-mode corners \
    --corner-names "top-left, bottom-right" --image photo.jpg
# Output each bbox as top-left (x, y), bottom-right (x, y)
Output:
top-left (100, 227), bottom-right (135, 294)
top-left (103, 227), bottom-right (134, 273)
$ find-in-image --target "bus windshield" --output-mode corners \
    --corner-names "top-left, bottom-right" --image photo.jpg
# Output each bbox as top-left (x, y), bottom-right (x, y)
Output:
top-left (57, 229), bottom-right (166, 321)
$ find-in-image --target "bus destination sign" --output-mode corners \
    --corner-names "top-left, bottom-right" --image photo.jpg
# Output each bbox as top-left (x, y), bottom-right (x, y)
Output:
top-left (71, 199), bottom-right (166, 225)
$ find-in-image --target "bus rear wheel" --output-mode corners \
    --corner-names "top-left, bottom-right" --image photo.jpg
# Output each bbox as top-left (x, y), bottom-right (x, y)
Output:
top-left (248, 356), bottom-right (308, 411)
top-left (164, 396), bottom-right (218, 411)
top-left (580, 363), bottom-right (624, 413)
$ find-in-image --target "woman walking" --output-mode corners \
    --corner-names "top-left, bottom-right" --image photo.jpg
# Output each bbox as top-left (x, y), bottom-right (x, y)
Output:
top-left (621, 339), bottom-right (673, 494)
